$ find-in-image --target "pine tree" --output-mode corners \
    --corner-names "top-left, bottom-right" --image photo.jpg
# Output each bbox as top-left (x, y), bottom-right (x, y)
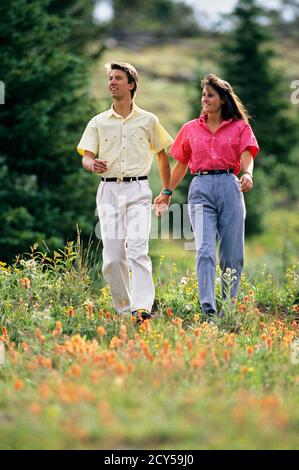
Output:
top-left (218, 0), bottom-right (298, 234)
top-left (221, 0), bottom-right (297, 167)
top-left (0, 0), bottom-right (99, 260)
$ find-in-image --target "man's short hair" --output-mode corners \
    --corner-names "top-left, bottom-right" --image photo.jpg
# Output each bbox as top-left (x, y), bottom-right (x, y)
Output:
top-left (105, 61), bottom-right (139, 98)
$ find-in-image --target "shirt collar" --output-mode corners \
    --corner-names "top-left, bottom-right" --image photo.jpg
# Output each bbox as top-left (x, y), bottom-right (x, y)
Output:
top-left (198, 113), bottom-right (233, 131)
top-left (108, 102), bottom-right (141, 119)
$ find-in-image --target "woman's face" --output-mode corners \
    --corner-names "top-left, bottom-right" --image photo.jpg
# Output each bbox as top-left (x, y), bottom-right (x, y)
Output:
top-left (201, 85), bottom-right (223, 114)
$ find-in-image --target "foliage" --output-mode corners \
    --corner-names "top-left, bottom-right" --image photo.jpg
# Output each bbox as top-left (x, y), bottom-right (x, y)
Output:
top-left (221, 0), bottom-right (298, 171)
top-left (0, 247), bottom-right (298, 449)
top-left (107, 0), bottom-right (200, 38)
top-left (48, 0), bottom-right (105, 58)
top-left (0, 0), bottom-right (100, 261)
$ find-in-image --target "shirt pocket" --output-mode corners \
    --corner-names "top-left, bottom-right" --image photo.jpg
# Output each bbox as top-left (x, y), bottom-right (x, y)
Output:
top-left (130, 129), bottom-right (150, 160)
top-left (189, 135), bottom-right (210, 156)
top-left (100, 134), bottom-right (118, 155)
top-left (217, 136), bottom-right (240, 165)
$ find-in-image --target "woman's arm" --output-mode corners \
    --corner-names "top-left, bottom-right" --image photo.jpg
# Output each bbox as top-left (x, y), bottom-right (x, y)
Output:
top-left (170, 161), bottom-right (189, 190)
top-left (154, 161), bottom-right (189, 215)
top-left (240, 150), bottom-right (254, 192)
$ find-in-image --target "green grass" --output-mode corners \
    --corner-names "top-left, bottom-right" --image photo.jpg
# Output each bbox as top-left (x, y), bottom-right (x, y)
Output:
top-left (0, 243), bottom-right (298, 449)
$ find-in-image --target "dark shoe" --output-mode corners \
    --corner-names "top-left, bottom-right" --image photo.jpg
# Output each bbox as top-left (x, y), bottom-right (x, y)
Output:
top-left (131, 309), bottom-right (152, 322)
top-left (202, 308), bottom-right (217, 322)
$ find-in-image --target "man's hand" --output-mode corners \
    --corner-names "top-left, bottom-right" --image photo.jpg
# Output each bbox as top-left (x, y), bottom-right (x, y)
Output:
top-left (91, 159), bottom-right (108, 174)
top-left (240, 173), bottom-right (253, 192)
top-left (154, 194), bottom-right (171, 217)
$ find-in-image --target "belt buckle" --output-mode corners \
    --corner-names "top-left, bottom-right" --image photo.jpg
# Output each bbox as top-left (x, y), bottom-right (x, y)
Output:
top-left (117, 177), bottom-right (124, 182)
top-left (202, 171), bottom-right (209, 175)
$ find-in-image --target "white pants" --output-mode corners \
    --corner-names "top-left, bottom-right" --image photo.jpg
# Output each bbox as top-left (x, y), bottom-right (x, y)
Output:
top-left (96, 180), bottom-right (154, 314)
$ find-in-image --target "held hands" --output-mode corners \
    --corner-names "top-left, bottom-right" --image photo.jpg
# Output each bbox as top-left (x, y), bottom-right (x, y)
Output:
top-left (154, 193), bottom-right (171, 217)
top-left (90, 159), bottom-right (108, 174)
top-left (240, 172), bottom-right (253, 193)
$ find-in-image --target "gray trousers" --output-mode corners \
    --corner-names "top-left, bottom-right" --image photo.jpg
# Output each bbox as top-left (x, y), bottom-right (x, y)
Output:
top-left (188, 173), bottom-right (246, 313)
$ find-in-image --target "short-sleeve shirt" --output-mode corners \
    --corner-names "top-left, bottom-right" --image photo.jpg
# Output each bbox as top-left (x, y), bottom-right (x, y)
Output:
top-left (77, 103), bottom-right (173, 178)
top-left (170, 113), bottom-right (259, 175)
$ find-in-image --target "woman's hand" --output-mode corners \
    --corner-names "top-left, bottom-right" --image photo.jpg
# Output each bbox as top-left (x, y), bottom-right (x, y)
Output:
top-left (154, 194), bottom-right (171, 216)
top-left (240, 173), bottom-right (253, 192)
top-left (91, 159), bottom-right (108, 174)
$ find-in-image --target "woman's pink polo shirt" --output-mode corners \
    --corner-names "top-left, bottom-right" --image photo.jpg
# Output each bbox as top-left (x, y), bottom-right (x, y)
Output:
top-left (170, 114), bottom-right (259, 175)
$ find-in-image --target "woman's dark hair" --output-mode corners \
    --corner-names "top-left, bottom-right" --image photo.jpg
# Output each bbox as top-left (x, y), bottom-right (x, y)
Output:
top-left (201, 74), bottom-right (249, 123)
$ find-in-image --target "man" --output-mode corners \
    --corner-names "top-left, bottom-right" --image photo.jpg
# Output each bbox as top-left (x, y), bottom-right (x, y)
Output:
top-left (77, 62), bottom-right (173, 321)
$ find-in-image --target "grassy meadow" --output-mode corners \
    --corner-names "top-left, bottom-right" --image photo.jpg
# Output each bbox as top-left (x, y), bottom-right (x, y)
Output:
top-left (0, 243), bottom-right (298, 450)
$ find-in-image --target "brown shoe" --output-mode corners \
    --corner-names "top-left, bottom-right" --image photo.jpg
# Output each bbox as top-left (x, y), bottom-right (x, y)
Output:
top-left (131, 309), bottom-right (152, 322)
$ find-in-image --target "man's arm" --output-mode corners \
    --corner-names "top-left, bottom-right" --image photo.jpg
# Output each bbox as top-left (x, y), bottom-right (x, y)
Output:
top-left (156, 149), bottom-right (171, 189)
top-left (82, 150), bottom-right (108, 173)
top-left (154, 149), bottom-right (171, 216)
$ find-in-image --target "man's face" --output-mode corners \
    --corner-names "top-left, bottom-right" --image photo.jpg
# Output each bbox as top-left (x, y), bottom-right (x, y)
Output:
top-left (108, 69), bottom-right (134, 100)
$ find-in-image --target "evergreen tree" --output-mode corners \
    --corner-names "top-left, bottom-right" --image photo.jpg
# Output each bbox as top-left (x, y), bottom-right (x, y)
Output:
top-left (0, 0), bottom-right (99, 261)
top-left (109, 0), bottom-right (199, 37)
top-left (218, 0), bottom-right (298, 233)
top-left (48, 0), bottom-right (105, 58)
top-left (221, 0), bottom-right (297, 168)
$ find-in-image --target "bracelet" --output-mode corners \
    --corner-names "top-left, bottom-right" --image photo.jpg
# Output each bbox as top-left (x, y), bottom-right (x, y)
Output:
top-left (161, 188), bottom-right (173, 196)
top-left (243, 171), bottom-right (253, 179)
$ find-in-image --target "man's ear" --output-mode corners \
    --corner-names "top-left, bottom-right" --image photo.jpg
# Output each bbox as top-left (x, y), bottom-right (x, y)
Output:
top-left (128, 82), bottom-right (135, 91)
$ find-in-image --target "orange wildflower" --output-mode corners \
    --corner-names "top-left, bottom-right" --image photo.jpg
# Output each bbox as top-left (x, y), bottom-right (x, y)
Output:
top-left (19, 277), bottom-right (31, 289)
top-left (166, 307), bottom-right (173, 317)
top-left (14, 378), bottom-right (24, 390)
top-left (35, 327), bottom-right (42, 338)
top-left (119, 324), bottom-right (127, 341)
top-left (70, 363), bottom-right (82, 377)
top-left (29, 403), bottom-right (41, 415)
top-left (185, 336), bottom-right (193, 351)
top-left (247, 346), bottom-right (254, 357)
top-left (97, 326), bottom-right (106, 337)
top-left (115, 361), bottom-right (127, 375)
top-left (223, 349), bottom-right (230, 363)
top-left (37, 355), bottom-right (51, 368)
top-left (1, 326), bottom-right (8, 343)
top-left (237, 303), bottom-right (246, 313)
top-left (127, 363), bottom-right (134, 373)
top-left (110, 336), bottom-right (122, 349)
top-left (52, 321), bottom-right (63, 336)
top-left (84, 300), bottom-right (94, 318)
top-left (194, 327), bottom-right (201, 337)
top-left (67, 306), bottom-right (75, 317)
top-left (193, 314), bottom-right (199, 322)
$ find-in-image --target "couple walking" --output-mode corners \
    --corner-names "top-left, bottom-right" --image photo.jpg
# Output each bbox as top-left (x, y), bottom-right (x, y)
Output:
top-left (77, 62), bottom-right (259, 321)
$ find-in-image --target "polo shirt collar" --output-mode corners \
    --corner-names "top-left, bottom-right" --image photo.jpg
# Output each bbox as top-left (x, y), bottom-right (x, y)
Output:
top-left (198, 113), bottom-right (233, 131)
top-left (108, 102), bottom-right (141, 119)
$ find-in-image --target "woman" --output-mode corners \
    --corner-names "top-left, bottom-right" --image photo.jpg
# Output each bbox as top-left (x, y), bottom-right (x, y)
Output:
top-left (156, 74), bottom-right (259, 319)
